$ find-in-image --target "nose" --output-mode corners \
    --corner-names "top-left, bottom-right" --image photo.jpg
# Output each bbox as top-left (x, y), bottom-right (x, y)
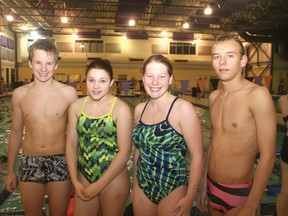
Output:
top-left (93, 81), bottom-right (99, 88)
top-left (220, 56), bottom-right (226, 65)
top-left (41, 64), bottom-right (47, 71)
top-left (152, 77), bottom-right (158, 85)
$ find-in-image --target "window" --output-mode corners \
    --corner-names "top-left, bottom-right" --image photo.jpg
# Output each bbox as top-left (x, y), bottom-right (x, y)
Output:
top-left (170, 42), bottom-right (196, 55)
top-left (75, 40), bottom-right (103, 53)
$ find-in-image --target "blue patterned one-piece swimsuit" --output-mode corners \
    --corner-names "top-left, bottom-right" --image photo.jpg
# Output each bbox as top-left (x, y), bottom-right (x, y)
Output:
top-left (132, 97), bottom-right (188, 204)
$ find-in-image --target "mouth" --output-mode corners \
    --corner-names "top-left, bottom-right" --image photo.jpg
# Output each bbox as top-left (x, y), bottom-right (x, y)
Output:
top-left (149, 87), bottom-right (161, 91)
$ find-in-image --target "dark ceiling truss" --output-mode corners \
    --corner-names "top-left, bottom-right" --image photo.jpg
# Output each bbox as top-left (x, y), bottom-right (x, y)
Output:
top-left (0, 0), bottom-right (287, 41)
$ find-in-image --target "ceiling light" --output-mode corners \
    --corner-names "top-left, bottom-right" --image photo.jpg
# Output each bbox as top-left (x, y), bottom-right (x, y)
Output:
top-left (183, 22), bottom-right (190, 29)
top-left (61, 16), bottom-right (68, 23)
top-left (162, 36), bottom-right (168, 42)
top-left (204, 5), bottom-right (212, 15)
top-left (30, 31), bottom-right (40, 39)
top-left (21, 25), bottom-right (28, 31)
top-left (5, 15), bottom-right (14, 22)
top-left (161, 30), bottom-right (167, 36)
top-left (128, 19), bottom-right (135, 26)
top-left (210, 24), bottom-right (220, 29)
top-left (72, 33), bottom-right (78, 39)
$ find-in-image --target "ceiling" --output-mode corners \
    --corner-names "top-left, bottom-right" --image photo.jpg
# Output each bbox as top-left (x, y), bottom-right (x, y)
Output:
top-left (0, 0), bottom-right (288, 42)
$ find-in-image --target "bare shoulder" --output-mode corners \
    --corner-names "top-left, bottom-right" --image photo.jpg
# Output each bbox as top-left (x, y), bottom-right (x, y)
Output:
top-left (247, 84), bottom-right (275, 113)
top-left (278, 94), bottom-right (287, 104)
top-left (58, 82), bottom-right (77, 94)
top-left (208, 90), bottom-right (222, 106)
top-left (55, 81), bottom-right (78, 101)
top-left (249, 84), bottom-right (271, 100)
top-left (171, 98), bottom-right (200, 121)
top-left (134, 100), bottom-right (148, 122)
top-left (135, 101), bottom-right (147, 113)
top-left (12, 83), bottom-right (32, 99)
top-left (69, 97), bottom-right (85, 111)
top-left (114, 97), bottom-right (131, 113)
top-left (174, 97), bottom-right (195, 112)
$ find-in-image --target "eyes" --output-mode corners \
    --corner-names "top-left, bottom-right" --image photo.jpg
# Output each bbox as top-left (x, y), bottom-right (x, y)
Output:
top-left (34, 61), bottom-right (55, 66)
top-left (144, 74), bottom-right (168, 79)
top-left (87, 78), bottom-right (107, 83)
top-left (212, 54), bottom-right (236, 61)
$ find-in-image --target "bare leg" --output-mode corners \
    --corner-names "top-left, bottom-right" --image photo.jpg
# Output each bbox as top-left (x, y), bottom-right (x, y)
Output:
top-left (73, 175), bottom-right (101, 216)
top-left (157, 185), bottom-right (187, 216)
top-left (47, 180), bottom-right (71, 216)
top-left (100, 169), bottom-right (130, 216)
top-left (132, 182), bottom-right (157, 216)
top-left (277, 160), bottom-right (288, 216)
top-left (73, 194), bottom-right (101, 216)
top-left (19, 182), bottom-right (46, 216)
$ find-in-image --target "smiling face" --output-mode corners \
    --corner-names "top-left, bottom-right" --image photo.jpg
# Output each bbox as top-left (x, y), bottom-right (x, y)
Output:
top-left (29, 49), bottom-right (58, 83)
top-left (212, 39), bottom-right (247, 82)
top-left (143, 61), bottom-right (173, 99)
top-left (86, 68), bottom-right (114, 101)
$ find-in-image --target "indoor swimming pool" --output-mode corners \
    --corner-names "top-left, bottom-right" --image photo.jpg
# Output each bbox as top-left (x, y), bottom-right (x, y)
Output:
top-left (0, 95), bottom-right (285, 215)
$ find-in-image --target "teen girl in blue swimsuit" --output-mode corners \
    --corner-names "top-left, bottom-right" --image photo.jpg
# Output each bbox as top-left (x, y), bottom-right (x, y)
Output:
top-left (132, 54), bottom-right (203, 216)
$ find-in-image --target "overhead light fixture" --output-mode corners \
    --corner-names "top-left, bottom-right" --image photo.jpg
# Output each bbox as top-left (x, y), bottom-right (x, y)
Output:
top-left (72, 33), bottom-right (78, 39)
top-left (161, 30), bottom-right (167, 36)
top-left (210, 24), bottom-right (220, 29)
top-left (5, 15), bottom-right (14, 22)
top-left (61, 16), bottom-right (68, 23)
top-left (204, 5), bottom-right (212, 15)
top-left (162, 36), bottom-right (168, 42)
top-left (183, 22), bottom-right (190, 29)
top-left (30, 31), bottom-right (40, 39)
top-left (21, 25), bottom-right (28, 31)
top-left (128, 19), bottom-right (135, 26)
top-left (122, 34), bottom-right (127, 40)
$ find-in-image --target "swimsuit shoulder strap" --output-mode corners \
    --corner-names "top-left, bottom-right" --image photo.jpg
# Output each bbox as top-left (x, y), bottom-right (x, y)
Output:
top-left (81, 96), bottom-right (89, 113)
top-left (139, 100), bottom-right (150, 121)
top-left (165, 97), bottom-right (179, 120)
top-left (109, 97), bottom-right (118, 114)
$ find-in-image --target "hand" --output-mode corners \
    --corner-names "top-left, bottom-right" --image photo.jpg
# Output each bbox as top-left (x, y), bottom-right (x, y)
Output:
top-left (73, 182), bottom-right (90, 201)
top-left (81, 182), bottom-right (101, 200)
top-left (5, 172), bottom-right (17, 192)
top-left (171, 197), bottom-right (193, 216)
top-left (196, 186), bottom-right (208, 212)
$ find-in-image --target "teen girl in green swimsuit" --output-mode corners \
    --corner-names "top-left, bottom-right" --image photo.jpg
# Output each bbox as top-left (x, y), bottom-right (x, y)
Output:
top-left (66, 59), bottom-right (132, 216)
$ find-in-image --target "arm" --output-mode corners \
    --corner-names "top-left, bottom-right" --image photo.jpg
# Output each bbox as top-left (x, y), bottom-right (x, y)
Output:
top-left (238, 87), bottom-right (276, 215)
top-left (197, 145), bottom-right (210, 212)
top-left (132, 103), bottom-right (142, 200)
top-left (197, 90), bottom-right (216, 212)
top-left (278, 94), bottom-right (288, 119)
top-left (83, 99), bottom-right (132, 198)
top-left (173, 100), bottom-right (204, 216)
top-left (66, 100), bottom-right (86, 199)
top-left (5, 89), bottom-right (24, 192)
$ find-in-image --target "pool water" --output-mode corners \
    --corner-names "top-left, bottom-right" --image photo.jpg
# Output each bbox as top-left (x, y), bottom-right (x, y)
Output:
top-left (0, 96), bottom-right (285, 215)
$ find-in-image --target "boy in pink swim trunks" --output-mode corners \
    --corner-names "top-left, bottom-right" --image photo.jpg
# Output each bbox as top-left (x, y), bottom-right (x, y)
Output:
top-left (197, 34), bottom-right (276, 216)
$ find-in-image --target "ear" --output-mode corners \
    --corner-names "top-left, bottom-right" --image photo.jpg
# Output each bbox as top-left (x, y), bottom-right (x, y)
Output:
top-left (110, 79), bottom-right (114, 87)
top-left (28, 61), bottom-right (32, 68)
top-left (169, 75), bottom-right (173, 85)
top-left (54, 63), bottom-right (59, 70)
top-left (240, 55), bottom-right (248, 68)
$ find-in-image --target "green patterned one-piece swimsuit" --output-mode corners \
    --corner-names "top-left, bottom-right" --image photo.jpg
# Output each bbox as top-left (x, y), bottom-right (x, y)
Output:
top-left (77, 96), bottom-right (118, 183)
top-left (132, 97), bottom-right (188, 204)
